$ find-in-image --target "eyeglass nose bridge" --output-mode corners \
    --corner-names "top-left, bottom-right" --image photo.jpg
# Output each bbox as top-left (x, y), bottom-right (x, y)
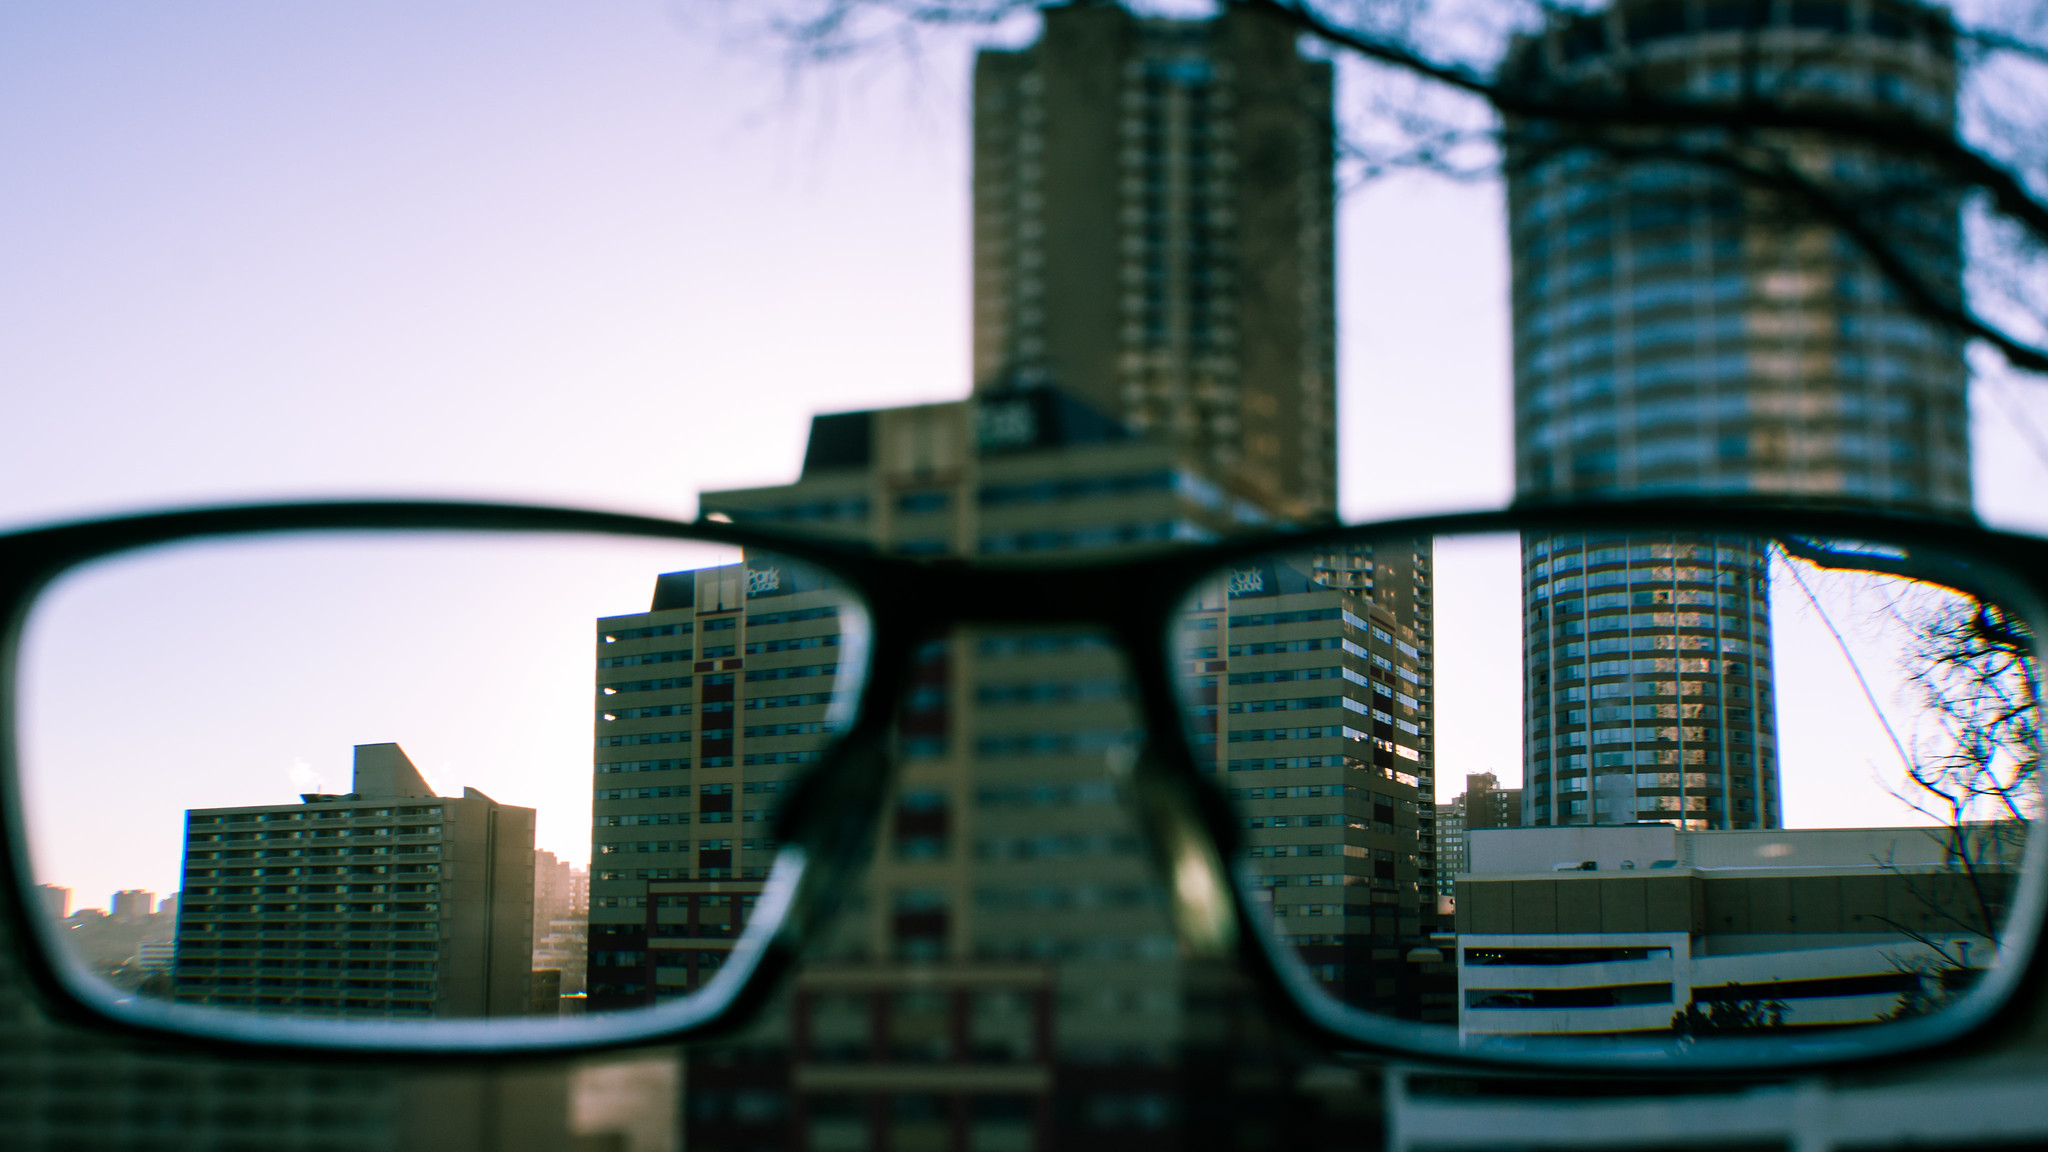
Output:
top-left (788, 564), bottom-right (1234, 953)
top-left (849, 555), bottom-right (1177, 631)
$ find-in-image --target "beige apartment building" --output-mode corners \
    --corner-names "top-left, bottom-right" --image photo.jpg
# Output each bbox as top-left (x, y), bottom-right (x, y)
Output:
top-left (1178, 543), bottom-right (1443, 1018)
top-left (587, 388), bottom-right (1267, 1011)
top-left (624, 4), bottom-right (1365, 1139)
top-left (620, 385), bottom-right (1441, 1147)
top-left (699, 390), bottom-right (1256, 1150)
top-left (173, 743), bottom-right (536, 1019)
top-left (585, 553), bottom-right (854, 1006)
top-left (973, 3), bottom-right (1337, 521)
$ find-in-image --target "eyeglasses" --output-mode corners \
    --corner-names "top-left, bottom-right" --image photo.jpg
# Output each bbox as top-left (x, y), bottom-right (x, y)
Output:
top-left (2, 497), bottom-right (2043, 1071)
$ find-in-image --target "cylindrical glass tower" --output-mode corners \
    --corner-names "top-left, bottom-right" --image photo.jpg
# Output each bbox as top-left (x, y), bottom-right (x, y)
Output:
top-left (1523, 532), bottom-right (1775, 829)
top-left (1506, 0), bottom-right (1967, 828)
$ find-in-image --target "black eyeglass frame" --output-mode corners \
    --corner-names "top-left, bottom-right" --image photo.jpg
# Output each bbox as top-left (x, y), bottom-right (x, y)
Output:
top-left (0, 497), bottom-right (2043, 1074)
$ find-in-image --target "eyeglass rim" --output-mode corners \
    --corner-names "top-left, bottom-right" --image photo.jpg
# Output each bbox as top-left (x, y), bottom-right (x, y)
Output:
top-left (1122, 504), bottom-right (2048, 1076)
top-left (0, 496), bottom-right (2042, 1067)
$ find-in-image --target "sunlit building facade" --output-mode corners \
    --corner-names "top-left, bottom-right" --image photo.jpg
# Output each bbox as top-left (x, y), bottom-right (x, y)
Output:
top-left (1508, 0), bottom-right (1966, 829)
top-left (1522, 534), bottom-right (1779, 829)
top-left (533, 849), bottom-right (588, 1002)
top-left (585, 557), bottom-right (851, 1007)
top-left (1179, 544), bottom-right (1443, 1018)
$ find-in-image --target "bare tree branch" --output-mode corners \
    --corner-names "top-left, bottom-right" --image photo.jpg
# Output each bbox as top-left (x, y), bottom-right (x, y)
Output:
top-left (763, 0), bottom-right (2048, 387)
top-left (1248, 0), bottom-right (2048, 377)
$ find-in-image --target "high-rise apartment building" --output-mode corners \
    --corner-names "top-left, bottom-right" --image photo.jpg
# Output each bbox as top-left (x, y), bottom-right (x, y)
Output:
top-left (1507, 0), bottom-right (1965, 829)
top-left (585, 556), bottom-right (851, 1007)
top-left (651, 387), bottom-right (1438, 1146)
top-left (1436, 772), bottom-right (1522, 900)
top-left (1464, 773), bottom-right (1523, 835)
top-left (1506, 0), bottom-right (1967, 509)
top-left (1179, 544), bottom-right (1442, 1017)
top-left (1436, 798), bottom-right (1465, 901)
top-left (973, 3), bottom-right (1337, 520)
top-left (605, 5), bottom-right (1368, 1137)
top-left (587, 387), bottom-right (1269, 1012)
top-left (1522, 535), bottom-right (1779, 829)
top-left (173, 743), bottom-right (537, 1019)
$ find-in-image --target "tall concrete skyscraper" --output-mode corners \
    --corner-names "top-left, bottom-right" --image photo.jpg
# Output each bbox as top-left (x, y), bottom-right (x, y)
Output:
top-left (972, 3), bottom-right (1337, 520)
top-left (1507, 0), bottom-right (1966, 829)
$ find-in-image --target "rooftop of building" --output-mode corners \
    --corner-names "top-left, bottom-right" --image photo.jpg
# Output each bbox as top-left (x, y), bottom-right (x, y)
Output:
top-left (798, 386), bottom-right (1133, 478)
top-left (698, 385), bottom-right (1289, 544)
top-left (190, 744), bottom-right (510, 817)
top-left (1467, 822), bottom-right (2015, 878)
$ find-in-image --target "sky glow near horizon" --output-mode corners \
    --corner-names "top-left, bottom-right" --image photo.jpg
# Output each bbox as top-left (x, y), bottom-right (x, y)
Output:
top-left (1, 3), bottom-right (2043, 909)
